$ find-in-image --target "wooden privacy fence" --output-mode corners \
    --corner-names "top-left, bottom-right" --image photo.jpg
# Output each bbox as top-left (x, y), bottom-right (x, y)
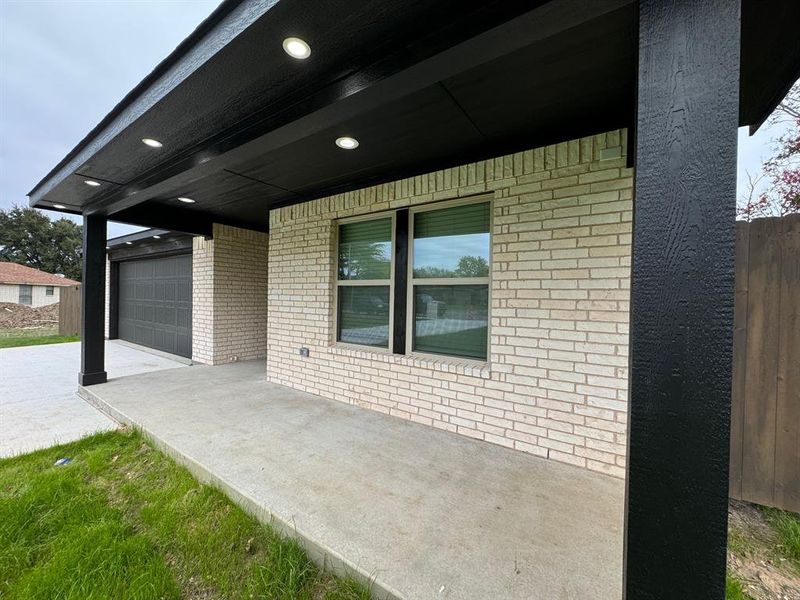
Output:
top-left (729, 214), bottom-right (799, 513)
top-left (58, 284), bottom-right (81, 336)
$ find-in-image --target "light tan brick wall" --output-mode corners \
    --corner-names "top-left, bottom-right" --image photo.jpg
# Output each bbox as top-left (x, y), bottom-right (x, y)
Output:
top-left (267, 130), bottom-right (632, 477)
top-left (192, 236), bottom-right (215, 363)
top-left (192, 224), bottom-right (269, 365)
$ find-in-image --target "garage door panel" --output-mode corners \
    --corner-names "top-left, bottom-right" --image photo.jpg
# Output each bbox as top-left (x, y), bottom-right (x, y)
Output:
top-left (117, 254), bottom-right (192, 357)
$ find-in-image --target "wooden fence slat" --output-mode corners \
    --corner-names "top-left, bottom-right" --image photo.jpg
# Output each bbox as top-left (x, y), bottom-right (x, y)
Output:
top-left (58, 285), bottom-right (81, 336)
top-left (774, 214), bottom-right (800, 513)
top-left (729, 221), bottom-right (749, 499)
top-left (741, 217), bottom-right (782, 506)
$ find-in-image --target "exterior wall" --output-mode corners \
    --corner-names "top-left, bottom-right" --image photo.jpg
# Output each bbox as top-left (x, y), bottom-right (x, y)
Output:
top-left (30, 285), bottom-right (60, 307)
top-left (267, 130), bottom-right (632, 477)
top-left (191, 223), bottom-right (269, 365)
top-left (192, 236), bottom-right (214, 362)
top-left (0, 283), bottom-right (60, 307)
top-left (0, 283), bottom-right (18, 304)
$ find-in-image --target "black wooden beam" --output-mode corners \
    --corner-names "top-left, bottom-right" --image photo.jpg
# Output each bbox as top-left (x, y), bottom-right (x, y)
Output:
top-left (392, 209), bottom-right (409, 354)
top-left (79, 214), bottom-right (108, 386)
top-left (624, 1), bottom-right (740, 597)
top-left (107, 238), bottom-right (193, 262)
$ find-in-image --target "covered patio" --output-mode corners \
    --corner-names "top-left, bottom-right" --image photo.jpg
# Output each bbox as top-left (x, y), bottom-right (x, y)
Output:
top-left (79, 360), bottom-right (623, 599)
top-left (29, 0), bottom-right (800, 596)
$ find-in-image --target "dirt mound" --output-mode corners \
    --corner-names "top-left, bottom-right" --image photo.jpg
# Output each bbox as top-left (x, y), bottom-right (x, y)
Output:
top-left (0, 302), bottom-right (59, 329)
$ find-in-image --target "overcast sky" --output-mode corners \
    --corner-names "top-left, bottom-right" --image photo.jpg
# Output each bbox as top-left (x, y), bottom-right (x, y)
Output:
top-left (0, 0), bottom-right (221, 238)
top-left (0, 1), bottom-right (792, 241)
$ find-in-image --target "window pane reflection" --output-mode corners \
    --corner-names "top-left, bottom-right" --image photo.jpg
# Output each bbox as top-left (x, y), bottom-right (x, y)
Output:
top-left (338, 218), bottom-right (392, 280)
top-left (413, 285), bottom-right (488, 359)
top-left (413, 203), bottom-right (489, 278)
top-left (338, 286), bottom-right (390, 347)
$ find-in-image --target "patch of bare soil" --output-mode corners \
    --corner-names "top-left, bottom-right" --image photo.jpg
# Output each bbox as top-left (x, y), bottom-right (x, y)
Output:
top-left (0, 302), bottom-right (59, 329)
top-left (728, 500), bottom-right (800, 600)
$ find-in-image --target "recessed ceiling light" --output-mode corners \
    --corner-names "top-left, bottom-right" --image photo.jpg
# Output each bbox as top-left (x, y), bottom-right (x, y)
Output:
top-left (53, 204), bottom-right (66, 209)
top-left (125, 241), bottom-right (133, 245)
top-left (282, 37), bottom-right (311, 59)
top-left (152, 235), bottom-right (161, 239)
top-left (142, 138), bottom-right (163, 148)
top-left (85, 180), bottom-right (101, 187)
top-left (335, 136), bottom-right (359, 150)
top-left (177, 197), bottom-right (196, 203)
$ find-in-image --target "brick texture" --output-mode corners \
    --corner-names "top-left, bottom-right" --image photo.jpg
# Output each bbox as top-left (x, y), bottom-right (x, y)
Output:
top-left (267, 130), bottom-right (632, 477)
top-left (192, 224), bottom-right (269, 365)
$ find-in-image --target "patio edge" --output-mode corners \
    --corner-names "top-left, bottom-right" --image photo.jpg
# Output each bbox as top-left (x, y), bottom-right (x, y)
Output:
top-left (76, 385), bottom-right (404, 600)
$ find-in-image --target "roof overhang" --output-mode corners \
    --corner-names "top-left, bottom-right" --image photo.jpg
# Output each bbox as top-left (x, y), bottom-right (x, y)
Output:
top-left (29, 0), bottom-right (800, 234)
top-left (106, 228), bottom-right (194, 260)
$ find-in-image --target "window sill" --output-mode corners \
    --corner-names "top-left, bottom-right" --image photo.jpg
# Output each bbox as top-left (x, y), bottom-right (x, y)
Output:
top-left (329, 344), bottom-right (491, 379)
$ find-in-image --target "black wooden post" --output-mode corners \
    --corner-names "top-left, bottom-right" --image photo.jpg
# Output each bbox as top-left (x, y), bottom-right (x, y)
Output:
top-left (393, 208), bottom-right (409, 354)
top-left (79, 214), bottom-right (108, 386)
top-left (625, 0), bottom-right (740, 598)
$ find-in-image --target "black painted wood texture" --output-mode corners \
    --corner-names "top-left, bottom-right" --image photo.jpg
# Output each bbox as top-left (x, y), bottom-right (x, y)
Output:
top-left (392, 209), bottom-right (409, 354)
top-left (79, 215), bottom-right (108, 386)
top-left (625, 1), bottom-right (740, 598)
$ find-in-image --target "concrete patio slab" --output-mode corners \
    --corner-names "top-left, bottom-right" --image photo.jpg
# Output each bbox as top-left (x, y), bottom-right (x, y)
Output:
top-left (79, 360), bottom-right (624, 600)
top-left (1, 340), bottom-right (185, 458)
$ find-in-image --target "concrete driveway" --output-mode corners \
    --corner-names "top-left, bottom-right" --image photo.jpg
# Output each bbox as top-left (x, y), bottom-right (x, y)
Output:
top-left (0, 340), bottom-right (186, 458)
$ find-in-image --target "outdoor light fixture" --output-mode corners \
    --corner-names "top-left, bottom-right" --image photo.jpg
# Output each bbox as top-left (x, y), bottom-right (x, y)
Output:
top-left (152, 235), bottom-right (161, 239)
top-left (125, 241), bottom-right (133, 245)
top-left (282, 37), bottom-right (311, 59)
top-left (177, 197), bottom-right (196, 203)
top-left (142, 138), bottom-right (163, 148)
top-left (84, 180), bottom-right (101, 187)
top-left (335, 136), bottom-right (359, 149)
top-left (53, 204), bottom-right (66, 209)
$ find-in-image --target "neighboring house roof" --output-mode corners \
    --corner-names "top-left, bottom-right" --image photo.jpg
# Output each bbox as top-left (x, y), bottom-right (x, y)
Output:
top-left (0, 262), bottom-right (79, 286)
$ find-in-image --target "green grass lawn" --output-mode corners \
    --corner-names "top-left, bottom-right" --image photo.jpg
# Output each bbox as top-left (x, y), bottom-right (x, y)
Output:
top-left (0, 430), bottom-right (371, 600)
top-left (0, 334), bottom-right (80, 348)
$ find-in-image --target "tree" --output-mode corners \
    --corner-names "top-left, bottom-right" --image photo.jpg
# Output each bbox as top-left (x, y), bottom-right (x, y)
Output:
top-left (738, 81), bottom-right (800, 220)
top-left (338, 241), bottom-right (390, 280)
top-left (412, 255), bottom-right (489, 278)
top-left (454, 255), bottom-right (489, 277)
top-left (0, 205), bottom-right (83, 281)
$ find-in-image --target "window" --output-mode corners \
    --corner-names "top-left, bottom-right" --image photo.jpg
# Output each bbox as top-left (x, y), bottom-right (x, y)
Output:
top-left (336, 215), bottom-right (393, 348)
top-left (409, 201), bottom-right (490, 360)
top-left (18, 284), bottom-right (32, 306)
top-left (46, 286), bottom-right (54, 296)
top-left (333, 197), bottom-right (491, 360)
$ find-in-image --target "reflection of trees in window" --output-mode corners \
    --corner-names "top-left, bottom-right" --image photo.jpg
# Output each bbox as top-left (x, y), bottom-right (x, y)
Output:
top-left (454, 255), bottom-right (488, 277)
top-left (338, 241), bottom-right (390, 279)
top-left (413, 255), bottom-right (488, 278)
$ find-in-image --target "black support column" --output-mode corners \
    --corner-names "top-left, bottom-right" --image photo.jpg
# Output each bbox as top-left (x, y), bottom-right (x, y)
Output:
top-left (625, 0), bottom-right (740, 598)
top-left (79, 214), bottom-right (108, 386)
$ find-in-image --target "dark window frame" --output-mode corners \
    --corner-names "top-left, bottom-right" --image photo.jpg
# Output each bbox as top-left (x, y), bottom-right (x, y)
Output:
top-left (45, 285), bottom-right (54, 296)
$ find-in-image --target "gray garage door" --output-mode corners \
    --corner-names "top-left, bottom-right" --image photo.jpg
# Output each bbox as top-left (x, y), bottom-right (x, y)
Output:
top-left (118, 254), bottom-right (192, 357)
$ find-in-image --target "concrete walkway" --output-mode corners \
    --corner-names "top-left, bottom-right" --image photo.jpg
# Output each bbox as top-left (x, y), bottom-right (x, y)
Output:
top-left (0, 341), bottom-right (185, 458)
top-left (79, 360), bottom-right (624, 600)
